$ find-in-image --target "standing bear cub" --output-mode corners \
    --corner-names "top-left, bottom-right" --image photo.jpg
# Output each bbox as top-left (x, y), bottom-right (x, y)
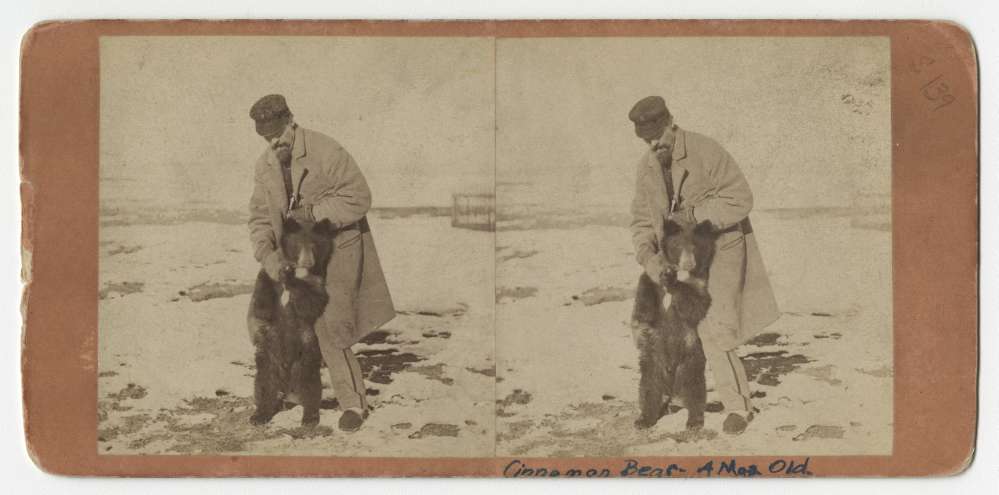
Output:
top-left (631, 218), bottom-right (718, 431)
top-left (248, 217), bottom-right (335, 427)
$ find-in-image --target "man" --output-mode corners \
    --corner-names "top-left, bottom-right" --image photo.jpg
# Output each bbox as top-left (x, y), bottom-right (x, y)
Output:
top-left (246, 94), bottom-right (396, 432)
top-left (628, 96), bottom-right (780, 435)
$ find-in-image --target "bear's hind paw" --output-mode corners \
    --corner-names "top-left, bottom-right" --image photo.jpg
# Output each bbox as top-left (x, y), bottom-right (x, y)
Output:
top-left (634, 417), bottom-right (658, 430)
top-left (249, 412), bottom-right (274, 426)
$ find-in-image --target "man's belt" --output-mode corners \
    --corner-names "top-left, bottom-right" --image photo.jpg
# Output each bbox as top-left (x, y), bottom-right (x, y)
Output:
top-left (338, 216), bottom-right (370, 235)
top-left (717, 222), bottom-right (742, 235)
top-left (716, 217), bottom-right (753, 235)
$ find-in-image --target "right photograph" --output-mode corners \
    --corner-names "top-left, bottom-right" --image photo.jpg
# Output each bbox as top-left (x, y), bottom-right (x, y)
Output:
top-left (494, 37), bottom-right (892, 456)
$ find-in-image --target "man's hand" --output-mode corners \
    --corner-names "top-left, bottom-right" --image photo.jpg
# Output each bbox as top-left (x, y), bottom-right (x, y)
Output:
top-left (263, 250), bottom-right (291, 281)
top-left (643, 255), bottom-right (668, 282)
top-left (645, 254), bottom-right (679, 288)
top-left (668, 205), bottom-right (696, 225)
top-left (285, 204), bottom-right (314, 224)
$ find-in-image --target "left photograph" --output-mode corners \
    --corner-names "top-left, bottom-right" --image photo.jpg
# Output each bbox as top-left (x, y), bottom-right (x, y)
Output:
top-left (98, 36), bottom-right (496, 456)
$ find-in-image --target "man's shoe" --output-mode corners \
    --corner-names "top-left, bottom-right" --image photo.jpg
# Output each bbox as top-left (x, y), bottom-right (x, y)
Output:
top-left (338, 409), bottom-right (367, 432)
top-left (723, 412), bottom-right (751, 435)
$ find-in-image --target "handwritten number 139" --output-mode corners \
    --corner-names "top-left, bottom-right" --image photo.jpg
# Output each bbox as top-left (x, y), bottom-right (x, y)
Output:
top-left (921, 75), bottom-right (956, 111)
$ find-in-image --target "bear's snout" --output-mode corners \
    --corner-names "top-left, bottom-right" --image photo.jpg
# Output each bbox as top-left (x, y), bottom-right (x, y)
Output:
top-left (677, 248), bottom-right (696, 271)
top-left (676, 248), bottom-right (696, 282)
top-left (294, 246), bottom-right (316, 278)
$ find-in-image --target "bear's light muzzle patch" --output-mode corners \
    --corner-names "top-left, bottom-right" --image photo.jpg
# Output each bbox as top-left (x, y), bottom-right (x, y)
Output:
top-left (676, 248), bottom-right (696, 282)
top-left (294, 247), bottom-right (314, 280)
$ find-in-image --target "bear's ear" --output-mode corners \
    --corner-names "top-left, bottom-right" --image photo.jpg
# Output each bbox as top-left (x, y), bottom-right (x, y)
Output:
top-left (663, 218), bottom-right (683, 236)
top-left (312, 219), bottom-right (335, 237)
top-left (284, 217), bottom-right (302, 233)
top-left (694, 220), bottom-right (715, 236)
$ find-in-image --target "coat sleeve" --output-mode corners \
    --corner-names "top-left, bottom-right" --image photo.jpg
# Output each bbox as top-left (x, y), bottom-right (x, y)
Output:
top-left (630, 156), bottom-right (658, 267)
top-left (248, 157), bottom-right (277, 263)
top-left (310, 146), bottom-right (373, 229)
top-left (691, 144), bottom-right (754, 230)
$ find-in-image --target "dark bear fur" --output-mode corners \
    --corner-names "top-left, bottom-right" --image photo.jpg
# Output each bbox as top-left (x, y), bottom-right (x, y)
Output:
top-left (631, 218), bottom-right (718, 431)
top-left (248, 218), bottom-right (335, 427)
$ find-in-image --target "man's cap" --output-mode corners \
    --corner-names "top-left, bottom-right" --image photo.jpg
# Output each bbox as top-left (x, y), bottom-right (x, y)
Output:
top-left (628, 96), bottom-right (671, 140)
top-left (249, 94), bottom-right (292, 136)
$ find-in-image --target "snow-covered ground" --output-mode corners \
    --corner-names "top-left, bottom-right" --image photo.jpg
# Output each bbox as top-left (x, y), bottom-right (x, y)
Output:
top-left (98, 203), bottom-right (891, 458)
top-left (494, 209), bottom-right (892, 457)
top-left (98, 214), bottom-right (495, 456)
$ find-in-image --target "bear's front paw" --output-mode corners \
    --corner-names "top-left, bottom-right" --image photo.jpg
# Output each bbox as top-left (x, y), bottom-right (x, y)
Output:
top-left (631, 325), bottom-right (652, 349)
top-left (659, 266), bottom-right (677, 288)
top-left (250, 327), bottom-right (267, 347)
top-left (278, 264), bottom-right (295, 283)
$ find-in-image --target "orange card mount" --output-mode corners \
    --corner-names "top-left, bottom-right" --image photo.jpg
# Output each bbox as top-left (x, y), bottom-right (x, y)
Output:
top-left (20, 20), bottom-right (977, 477)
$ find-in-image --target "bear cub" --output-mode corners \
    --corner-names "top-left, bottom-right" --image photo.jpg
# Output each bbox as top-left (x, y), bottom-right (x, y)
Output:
top-left (248, 217), bottom-right (334, 427)
top-left (631, 218), bottom-right (718, 431)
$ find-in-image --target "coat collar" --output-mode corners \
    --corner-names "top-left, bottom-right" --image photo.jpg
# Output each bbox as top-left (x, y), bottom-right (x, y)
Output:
top-left (671, 126), bottom-right (687, 161)
top-left (291, 125), bottom-right (307, 160)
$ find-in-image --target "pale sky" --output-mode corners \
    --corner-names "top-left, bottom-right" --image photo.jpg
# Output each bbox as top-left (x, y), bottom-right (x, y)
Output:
top-left (100, 36), bottom-right (495, 209)
top-left (496, 37), bottom-right (891, 210)
top-left (101, 36), bottom-right (889, 211)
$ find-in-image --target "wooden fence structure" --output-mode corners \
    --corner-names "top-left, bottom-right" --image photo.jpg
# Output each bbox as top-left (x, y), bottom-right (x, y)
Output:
top-left (451, 193), bottom-right (495, 231)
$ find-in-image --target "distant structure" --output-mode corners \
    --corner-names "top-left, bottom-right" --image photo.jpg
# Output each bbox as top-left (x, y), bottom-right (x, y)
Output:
top-left (451, 193), bottom-right (495, 231)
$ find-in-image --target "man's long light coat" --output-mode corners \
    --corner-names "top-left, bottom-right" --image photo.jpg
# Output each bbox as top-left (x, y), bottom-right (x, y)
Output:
top-left (630, 127), bottom-right (779, 349)
top-left (249, 126), bottom-right (395, 348)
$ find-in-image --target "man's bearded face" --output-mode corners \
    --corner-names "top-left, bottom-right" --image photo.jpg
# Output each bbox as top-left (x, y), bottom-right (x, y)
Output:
top-left (644, 123), bottom-right (676, 162)
top-left (265, 123), bottom-right (295, 164)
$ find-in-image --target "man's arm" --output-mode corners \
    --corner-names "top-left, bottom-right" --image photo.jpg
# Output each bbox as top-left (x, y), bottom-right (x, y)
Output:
top-left (630, 157), bottom-right (658, 267)
top-left (248, 159), bottom-right (277, 263)
top-left (690, 144), bottom-right (753, 230)
top-left (310, 147), bottom-right (372, 229)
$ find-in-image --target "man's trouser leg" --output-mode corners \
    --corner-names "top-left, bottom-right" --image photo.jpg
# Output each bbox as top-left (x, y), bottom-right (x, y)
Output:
top-left (315, 236), bottom-right (367, 412)
top-left (701, 334), bottom-right (751, 413)
top-left (320, 343), bottom-right (367, 411)
top-left (700, 234), bottom-right (752, 414)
